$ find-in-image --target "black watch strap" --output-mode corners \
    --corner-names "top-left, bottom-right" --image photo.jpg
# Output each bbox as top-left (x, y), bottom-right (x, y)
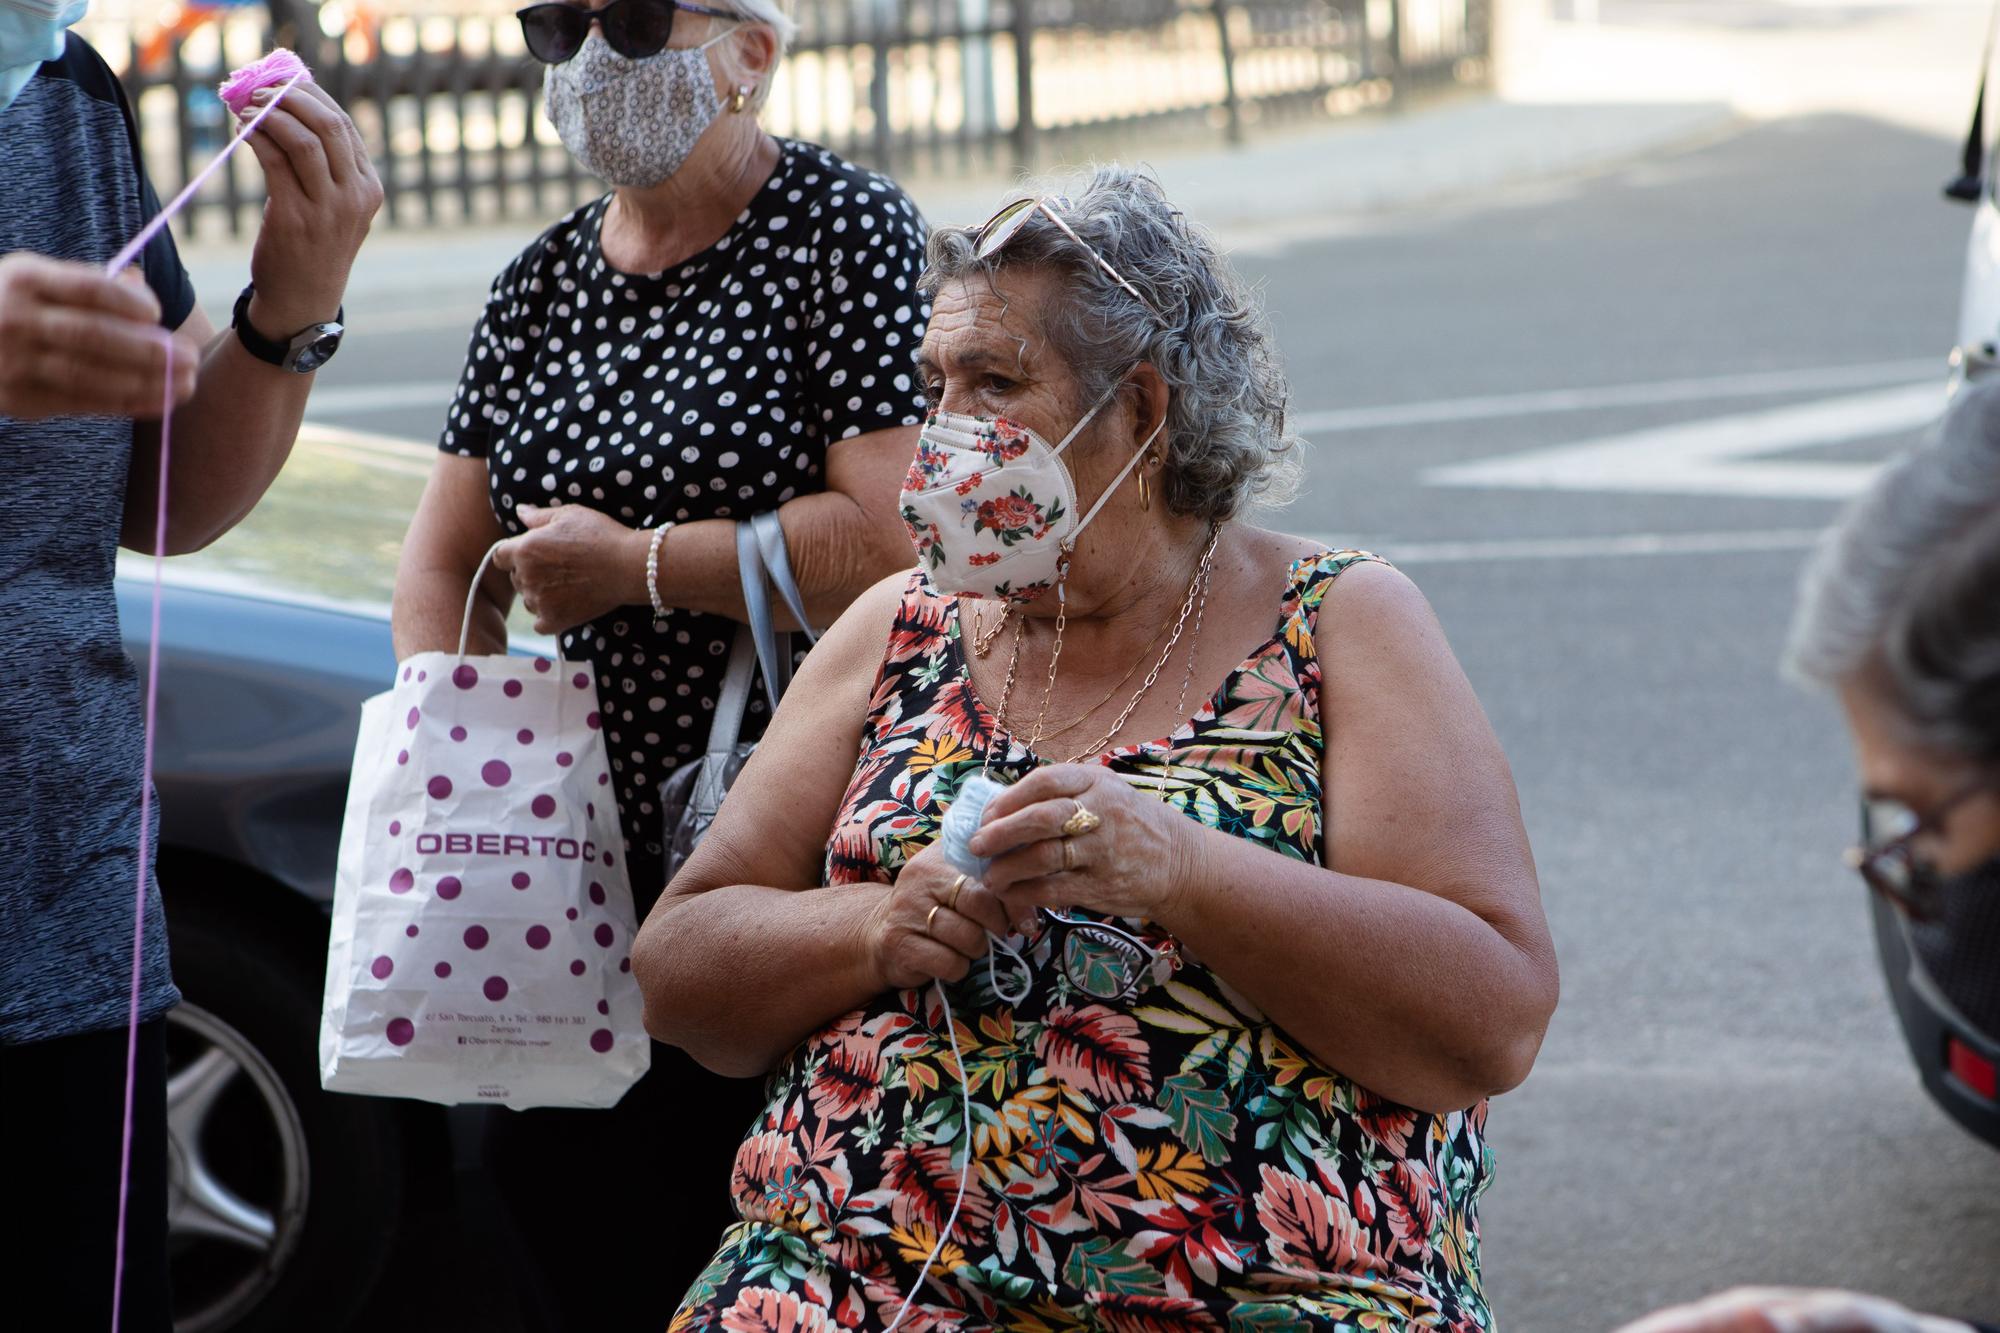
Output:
top-left (232, 284), bottom-right (343, 368)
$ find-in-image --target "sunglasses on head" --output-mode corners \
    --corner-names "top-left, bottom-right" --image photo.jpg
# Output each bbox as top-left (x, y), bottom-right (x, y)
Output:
top-left (973, 195), bottom-right (1165, 325)
top-left (516, 0), bottom-right (739, 65)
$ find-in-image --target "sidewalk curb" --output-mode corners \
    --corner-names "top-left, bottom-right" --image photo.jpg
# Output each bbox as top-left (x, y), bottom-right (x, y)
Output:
top-left (179, 93), bottom-right (1743, 304)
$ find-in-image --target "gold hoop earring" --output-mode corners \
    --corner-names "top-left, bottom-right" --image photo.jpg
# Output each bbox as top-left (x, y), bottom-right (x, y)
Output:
top-left (1138, 469), bottom-right (1152, 511)
top-left (728, 85), bottom-right (753, 114)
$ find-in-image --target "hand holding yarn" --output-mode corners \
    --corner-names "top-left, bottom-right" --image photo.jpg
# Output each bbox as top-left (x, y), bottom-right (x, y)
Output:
top-left (972, 763), bottom-right (1204, 925)
top-left (861, 841), bottom-right (1015, 992)
top-left (0, 254), bottom-right (198, 419)
top-left (222, 49), bottom-right (383, 336)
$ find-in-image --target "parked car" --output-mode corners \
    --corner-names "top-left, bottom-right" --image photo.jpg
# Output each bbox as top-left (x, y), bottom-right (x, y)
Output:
top-left (121, 576), bottom-right (418, 1331)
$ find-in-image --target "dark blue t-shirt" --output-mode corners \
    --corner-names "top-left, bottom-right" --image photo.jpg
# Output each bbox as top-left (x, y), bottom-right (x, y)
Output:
top-left (0, 34), bottom-right (196, 1043)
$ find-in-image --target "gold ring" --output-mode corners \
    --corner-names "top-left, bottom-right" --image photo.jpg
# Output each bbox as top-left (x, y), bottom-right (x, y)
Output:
top-left (1061, 804), bottom-right (1102, 838)
top-left (947, 872), bottom-right (969, 911)
top-left (1061, 838), bottom-right (1076, 873)
top-left (926, 903), bottom-right (945, 934)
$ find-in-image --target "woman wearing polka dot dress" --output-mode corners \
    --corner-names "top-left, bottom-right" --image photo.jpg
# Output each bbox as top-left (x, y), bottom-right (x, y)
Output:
top-left (389, 0), bottom-right (928, 1323)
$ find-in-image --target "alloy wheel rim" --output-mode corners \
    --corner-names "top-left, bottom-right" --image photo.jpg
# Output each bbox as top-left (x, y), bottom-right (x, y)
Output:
top-left (164, 1001), bottom-right (310, 1332)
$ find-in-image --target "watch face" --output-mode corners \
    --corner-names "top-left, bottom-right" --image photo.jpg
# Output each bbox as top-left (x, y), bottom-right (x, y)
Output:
top-left (292, 327), bottom-right (343, 373)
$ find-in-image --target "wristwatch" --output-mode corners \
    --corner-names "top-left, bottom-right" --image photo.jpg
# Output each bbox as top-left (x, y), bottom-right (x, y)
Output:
top-left (232, 284), bottom-right (344, 373)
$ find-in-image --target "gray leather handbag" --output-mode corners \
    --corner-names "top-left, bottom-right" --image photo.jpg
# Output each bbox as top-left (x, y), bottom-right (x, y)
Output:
top-left (658, 512), bottom-right (817, 880)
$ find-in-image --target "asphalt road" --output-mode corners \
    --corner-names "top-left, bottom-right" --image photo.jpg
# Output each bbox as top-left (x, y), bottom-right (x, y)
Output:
top-left (299, 110), bottom-right (2000, 1329)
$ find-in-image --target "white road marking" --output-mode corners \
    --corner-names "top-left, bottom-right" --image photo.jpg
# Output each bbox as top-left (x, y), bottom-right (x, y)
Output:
top-left (1291, 359), bottom-right (1939, 434)
top-left (1422, 382), bottom-right (1942, 500)
top-left (1332, 528), bottom-right (1828, 565)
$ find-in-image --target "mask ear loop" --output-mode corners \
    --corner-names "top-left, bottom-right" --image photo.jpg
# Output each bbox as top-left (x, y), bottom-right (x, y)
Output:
top-left (1069, 412), bottom-right (1167, 535)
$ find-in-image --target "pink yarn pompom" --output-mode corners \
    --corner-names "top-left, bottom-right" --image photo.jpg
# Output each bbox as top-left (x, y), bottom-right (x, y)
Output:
top-left (218, 48), bottom-right (312, 116)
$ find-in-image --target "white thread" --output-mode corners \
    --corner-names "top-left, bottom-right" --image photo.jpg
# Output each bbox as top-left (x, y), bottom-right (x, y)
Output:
top-left (882, 979), bottom-right (974, 1333)
top-left (988, 933), bottom-right (1031, 1005)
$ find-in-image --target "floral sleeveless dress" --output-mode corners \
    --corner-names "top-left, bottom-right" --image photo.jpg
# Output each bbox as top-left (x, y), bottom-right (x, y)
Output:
top-left (670, 552), bottom-right (1497, 1332)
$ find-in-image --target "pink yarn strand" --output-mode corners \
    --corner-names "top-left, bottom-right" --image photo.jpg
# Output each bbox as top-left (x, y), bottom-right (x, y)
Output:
top-left (111, 333), bottom-right (171, 1332)
top-left (104, 73), bottom-right (302, 276)
top-left (105, 72), bottom-right (287, 1323)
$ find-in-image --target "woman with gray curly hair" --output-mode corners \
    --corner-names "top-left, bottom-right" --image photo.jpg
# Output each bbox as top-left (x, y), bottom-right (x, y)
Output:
top-left (636, 166), bottom-right (1557, 1329)
top-left (1614, 387), bottom-right (2000, 1333)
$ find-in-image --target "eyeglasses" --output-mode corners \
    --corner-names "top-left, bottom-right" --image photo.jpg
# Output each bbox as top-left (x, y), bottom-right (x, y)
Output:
top-left (1848, 779), bottom-right (1992, 920)
top-left (973, 195), bottom-right (1165, 325)
top-left (989, 908), bottom-right (1175, 1002)
top-left (516, 0), bottom-right (739, 64)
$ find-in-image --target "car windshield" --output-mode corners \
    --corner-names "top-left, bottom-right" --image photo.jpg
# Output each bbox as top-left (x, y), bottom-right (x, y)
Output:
top-left (117, 425), bottom-right (548, 647)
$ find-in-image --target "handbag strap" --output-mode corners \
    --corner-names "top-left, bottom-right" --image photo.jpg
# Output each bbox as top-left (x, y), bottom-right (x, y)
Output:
top-left (752, 510), bottom-right (819, 645)
top-left (691, 513), bottom-right (809, 812)
top-left (736, 518), bottom-right (789, 714)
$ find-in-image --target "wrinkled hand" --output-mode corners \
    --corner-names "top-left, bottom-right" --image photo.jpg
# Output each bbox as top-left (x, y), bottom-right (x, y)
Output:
top-left (1615, 1289), bottom-right (1974, 1333)
top-left (970, 763), bottom-right (1201, 923)
top-left (234, 80), bottom-right (383, 333)
top-left (862, 840), bottom-right (1015, 991)
top-left (0, 254), bottom-right (200, 419)
top-left (493, 503), bottom-right (646, 635)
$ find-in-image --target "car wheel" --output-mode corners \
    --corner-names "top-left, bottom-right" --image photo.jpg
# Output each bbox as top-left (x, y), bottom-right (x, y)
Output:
top-left (166, 893), bottom-right (404, 1332)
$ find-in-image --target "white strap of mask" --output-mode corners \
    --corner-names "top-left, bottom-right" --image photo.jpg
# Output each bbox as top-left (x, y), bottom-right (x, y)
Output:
top-left (1071, 414), bottom-right (1168, 535)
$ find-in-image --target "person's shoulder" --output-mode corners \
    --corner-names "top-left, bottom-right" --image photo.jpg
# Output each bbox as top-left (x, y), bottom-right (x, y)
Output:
top-left (39, 32), bottom-right (125, 106)
top-left (1246, 524), bottom-right (1412, 637)
top-left (488, 198), bottom-right (604, 298)
top-left (793, 569), bottom-right (921, 693)
top-left (780, 139), bottom-right (926, 231)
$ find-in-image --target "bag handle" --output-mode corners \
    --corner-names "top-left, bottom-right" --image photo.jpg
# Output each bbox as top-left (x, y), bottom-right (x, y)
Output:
top-left (689, 514), bottom-right (810, 814)
top-left (752, 511), bottom-right (819, 645)
top-left (737, 519), bottom-right (789, 714)
top-left (459, 539), bottom-right (565, 663)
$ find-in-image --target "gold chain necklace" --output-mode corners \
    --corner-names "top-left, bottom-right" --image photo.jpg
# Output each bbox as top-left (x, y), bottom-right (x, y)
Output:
top-left (986, 525), bottom-right (1222, 764)
top-left (1054, 525), bottom-right (1220, 762)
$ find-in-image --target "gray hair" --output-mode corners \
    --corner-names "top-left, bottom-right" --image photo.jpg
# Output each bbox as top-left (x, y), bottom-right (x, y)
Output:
top-left (1786, 380), bottom-right (2000, 768)
top-left (713, 0), bottom-right (795, 111)
top-left (920, 165), bottom-right (1300, 523)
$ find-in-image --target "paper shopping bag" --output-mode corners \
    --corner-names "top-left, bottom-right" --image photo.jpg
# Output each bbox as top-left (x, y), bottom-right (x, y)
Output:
top-left (320, 649), bottom-right (650, 1108)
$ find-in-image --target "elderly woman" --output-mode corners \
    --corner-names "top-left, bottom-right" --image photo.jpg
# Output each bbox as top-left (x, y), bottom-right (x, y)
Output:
top-left (637, 167), bottom-right (1559, 1329)
top-left (1621, 386), bottom-right (2000, 1333)
top-left (390, 0), bottom-right (927, 1322)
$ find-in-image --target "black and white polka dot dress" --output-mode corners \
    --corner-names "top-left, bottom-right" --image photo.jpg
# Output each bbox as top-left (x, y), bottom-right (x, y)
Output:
top-left (440, 139), bottom-right (930, 902)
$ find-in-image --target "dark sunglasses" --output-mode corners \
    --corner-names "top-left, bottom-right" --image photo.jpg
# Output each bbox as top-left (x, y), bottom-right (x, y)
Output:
top-left (516, 0), bottom-right (739, 65)
top-left (1848, 779), bottom-right (1993, 920)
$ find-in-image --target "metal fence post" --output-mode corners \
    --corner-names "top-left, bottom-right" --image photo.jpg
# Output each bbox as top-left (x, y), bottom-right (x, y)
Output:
top-left (1212, 0), bottom-right (1243, 146)
top-left (1386, 0), bottom-right (1404, 85)
top-left (869, 0), bottom-right (896, 173)
top-left (1011, 0), bottom-right (1036, 169)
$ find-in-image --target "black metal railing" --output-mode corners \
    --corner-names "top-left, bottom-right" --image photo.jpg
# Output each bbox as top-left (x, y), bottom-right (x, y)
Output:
top-left (121, 0), bottom-right (1486, 237)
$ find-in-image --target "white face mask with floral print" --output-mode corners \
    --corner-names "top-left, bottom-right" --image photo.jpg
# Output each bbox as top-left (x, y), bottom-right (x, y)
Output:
top-left (899, 390), bottom-right (1161, 603)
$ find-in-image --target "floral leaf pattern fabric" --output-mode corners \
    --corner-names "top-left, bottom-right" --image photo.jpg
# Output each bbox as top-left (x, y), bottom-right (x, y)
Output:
top-left (673, 552), bottom-right (1498, 1332)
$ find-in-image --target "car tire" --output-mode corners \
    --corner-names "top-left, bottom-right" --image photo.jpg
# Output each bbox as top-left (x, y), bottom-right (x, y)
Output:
top-left (164, 889), bottom-right (404, 1333)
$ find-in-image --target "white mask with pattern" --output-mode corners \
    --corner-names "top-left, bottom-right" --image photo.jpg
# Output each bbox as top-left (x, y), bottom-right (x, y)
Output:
top-left (542, 27), bottom-right (730, 188)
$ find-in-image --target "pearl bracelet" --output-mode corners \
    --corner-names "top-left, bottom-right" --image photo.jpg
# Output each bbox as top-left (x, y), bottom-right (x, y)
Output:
top-left (645, 522), bottom-right (674, 625)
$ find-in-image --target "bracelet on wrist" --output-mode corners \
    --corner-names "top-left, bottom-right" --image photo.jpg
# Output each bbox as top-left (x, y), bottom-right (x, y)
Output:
top-left (645, 522), bottom-right (675, 626)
